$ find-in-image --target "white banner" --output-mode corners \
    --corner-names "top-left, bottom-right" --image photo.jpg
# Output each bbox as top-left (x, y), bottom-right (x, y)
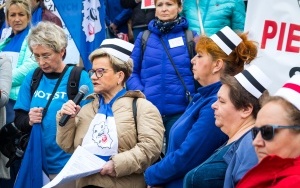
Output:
top-left (244, 0), bottom-right (300, 93)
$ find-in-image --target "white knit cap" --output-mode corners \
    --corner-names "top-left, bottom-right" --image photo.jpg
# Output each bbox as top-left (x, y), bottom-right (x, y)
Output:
top-left (234, 65), bottom-right (272, 99)
top-left (274, 74), bottom-right (300, 110)
top-left (210, 26), bottom-right (242, 55)
top-left (99, 38), bottom-right (134, 62)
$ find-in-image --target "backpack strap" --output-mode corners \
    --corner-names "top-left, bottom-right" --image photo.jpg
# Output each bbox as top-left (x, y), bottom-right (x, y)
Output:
top-left (184, 29), bottom-right (196, 60)
top-left (132, 98), bottom-right (165, 160)
top-left (30, 65), bottom-right (84, 100)
top-left (67, 66), bottom-right (84, 100)
top-left (132, 97), bottom-right (138, 133)
top-left (141, 30), bottom-right (151, 57)
top-left (30, 67), bottom-right (43, 97)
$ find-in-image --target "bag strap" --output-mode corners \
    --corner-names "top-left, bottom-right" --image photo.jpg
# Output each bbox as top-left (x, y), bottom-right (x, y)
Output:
top-left (159, 37), bottom-right (192, 102)
top-left (132, 98), bottom-right (165, 160)
top-left (30, 67), bottom-right (44, 97)
top-left (196, 0), bottom-right (205, 35)
top-left (67, 66), bottom-right (83, 100)
top-left (184, 29), bottom-right (196, 60)
top-left (132, 97), bottom-right (138, 141)
top-left (141, 30), bottom-right (151, 57)
top-left (42, 65), bottom-right (69, 118)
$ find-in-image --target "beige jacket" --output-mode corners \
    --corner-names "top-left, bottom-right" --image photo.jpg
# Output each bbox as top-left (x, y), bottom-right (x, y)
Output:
top-left (56, 90), bottom-right (164, 188)
top-left (0, 56), bottom-right (12, 179)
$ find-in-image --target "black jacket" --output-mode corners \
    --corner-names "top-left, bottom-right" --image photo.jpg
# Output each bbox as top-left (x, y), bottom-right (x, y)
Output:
top-left (120, 0), bottom-right (155, 28)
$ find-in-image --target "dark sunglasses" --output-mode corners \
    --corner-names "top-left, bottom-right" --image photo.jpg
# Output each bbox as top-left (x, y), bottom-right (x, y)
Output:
top-left (251, 125), bottom-right (300, 141)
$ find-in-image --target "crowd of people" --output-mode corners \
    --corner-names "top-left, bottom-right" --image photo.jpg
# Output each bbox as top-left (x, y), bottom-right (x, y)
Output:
top-left (0, 0), bottom-right (299, 188)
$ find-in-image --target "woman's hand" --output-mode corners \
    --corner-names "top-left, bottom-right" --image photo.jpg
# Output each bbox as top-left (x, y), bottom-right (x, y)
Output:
top-left (28, 107), bottom-right (43, 126)
top-left (100, 160), bottom-right (116, 177)
top-left (59, 100), bottom-right (81, 118)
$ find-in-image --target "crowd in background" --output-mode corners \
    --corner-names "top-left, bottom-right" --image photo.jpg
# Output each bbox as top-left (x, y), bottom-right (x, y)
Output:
top-left (0, 0), bottom-right (300, 188)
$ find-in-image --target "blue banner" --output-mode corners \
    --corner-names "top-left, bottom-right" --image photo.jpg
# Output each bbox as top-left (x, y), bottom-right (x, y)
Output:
top-left (52, 0), bottom-right (105, 70)
top-left (14, 124), bottom-right (49, 188)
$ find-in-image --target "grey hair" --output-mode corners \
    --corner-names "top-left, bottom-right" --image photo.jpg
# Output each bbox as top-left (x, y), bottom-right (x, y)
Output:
top-left (5, 0), bottom-right (32, 25)
top-left (89, 48), bottom-right (133, 83)
top-left (27, 21), bottom-right (67, 54)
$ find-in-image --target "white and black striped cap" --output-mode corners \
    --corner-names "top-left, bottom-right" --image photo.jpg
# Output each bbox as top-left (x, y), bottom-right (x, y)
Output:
top-left (234, 65), bottom-right (272, 99)
top-left (99, 38), bottom-right (134, 62)
top-left (210, 26), bottom-right (242, 55)
top-left (275, 74), bottom-right (300, 110)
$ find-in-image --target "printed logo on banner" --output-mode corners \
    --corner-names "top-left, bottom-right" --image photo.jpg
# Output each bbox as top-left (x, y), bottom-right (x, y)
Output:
top-left (82, 0), bottom-right (102, 42)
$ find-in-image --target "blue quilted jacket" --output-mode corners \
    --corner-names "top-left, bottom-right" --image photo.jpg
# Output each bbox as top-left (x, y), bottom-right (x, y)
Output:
top-left (126, 17), bottom-right (196, 116)
top-left (182, 0), bottom-right (245, 36)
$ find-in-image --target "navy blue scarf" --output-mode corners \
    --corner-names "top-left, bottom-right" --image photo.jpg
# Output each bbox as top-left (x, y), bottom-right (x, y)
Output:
top-left (154, 15), bottom-right (182, 34)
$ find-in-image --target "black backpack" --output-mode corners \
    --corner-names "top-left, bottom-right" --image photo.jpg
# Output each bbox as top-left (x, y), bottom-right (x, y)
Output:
top-left (30, 65), bottom-right (83, 99)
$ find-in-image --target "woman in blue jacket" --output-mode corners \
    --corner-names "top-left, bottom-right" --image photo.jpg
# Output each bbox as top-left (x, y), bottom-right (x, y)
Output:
top-left (126, 0), bottom-right (197, 151)
top-left (144, 25), bottom-right (258, 188)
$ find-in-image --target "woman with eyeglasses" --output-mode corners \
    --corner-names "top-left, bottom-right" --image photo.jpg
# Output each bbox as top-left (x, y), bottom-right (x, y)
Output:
top-left (13, 21), bottom-right (93, 188)
top-left (56, 38), bottom-right (164, 188)
top-left (183, 65), bottom-right (271, 188)
top-left (236, 74), bottom-right (300, 188)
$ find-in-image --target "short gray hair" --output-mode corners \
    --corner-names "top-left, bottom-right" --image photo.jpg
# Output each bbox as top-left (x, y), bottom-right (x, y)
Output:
top-left (27, 21), bottom-right (67, 54)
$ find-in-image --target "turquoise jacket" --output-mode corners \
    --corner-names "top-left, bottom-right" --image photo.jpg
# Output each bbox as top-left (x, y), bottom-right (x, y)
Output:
top-left (0, 30), bottom-right (38, 100)
top-left (182, 0), bottom-right (245, 36)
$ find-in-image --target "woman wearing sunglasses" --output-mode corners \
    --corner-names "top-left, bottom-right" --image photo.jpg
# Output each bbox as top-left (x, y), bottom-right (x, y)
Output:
top-left (237, 74), bottom-right (300, 188)
top-left (183, 65), bottom-right (271, 188)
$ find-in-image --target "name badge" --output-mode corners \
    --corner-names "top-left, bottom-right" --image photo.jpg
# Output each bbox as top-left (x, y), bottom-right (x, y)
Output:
top-left (168, 37), bottom-right (184, 48)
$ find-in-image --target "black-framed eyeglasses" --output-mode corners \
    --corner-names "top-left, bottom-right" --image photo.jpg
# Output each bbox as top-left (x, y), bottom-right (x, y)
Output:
top-left (88, 68), bottom-right (111, 79)
top-left (30, 53), bottom-right (53, 62)
top-left (251, 124), bottom-right (300, 141)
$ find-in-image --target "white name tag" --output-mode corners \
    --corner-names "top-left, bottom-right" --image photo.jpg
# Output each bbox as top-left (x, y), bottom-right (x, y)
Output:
top-left (168, 37), bottom-right (184, 48)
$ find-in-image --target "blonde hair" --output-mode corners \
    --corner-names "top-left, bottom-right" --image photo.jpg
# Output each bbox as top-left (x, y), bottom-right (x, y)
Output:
top-left (5, 0), bottom-right (31, 25)
top-left (89, 48), bottom-right (133, 84)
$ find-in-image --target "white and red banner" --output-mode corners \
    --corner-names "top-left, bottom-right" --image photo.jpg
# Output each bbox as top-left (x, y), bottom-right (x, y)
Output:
top-left (244, 0), bottom-right (300, 93)
top-left (142, 0), bottom-right (155, 9)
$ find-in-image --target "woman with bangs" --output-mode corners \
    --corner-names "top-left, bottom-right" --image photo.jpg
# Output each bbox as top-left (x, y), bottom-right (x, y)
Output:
top-left (184, 65), bottom-right (271, 188)
top-left (237, 75), bottom-right (300, 188)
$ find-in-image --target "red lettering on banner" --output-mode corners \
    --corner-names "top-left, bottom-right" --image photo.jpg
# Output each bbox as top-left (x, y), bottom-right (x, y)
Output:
top-left (277, 22), bottom-right (286, 51)
top-left (286, 24), bottom-right (300, 52)
top-left (261, 20), bottom-right (300, 53)
top-left (261, 20), bottom-right (277, 49)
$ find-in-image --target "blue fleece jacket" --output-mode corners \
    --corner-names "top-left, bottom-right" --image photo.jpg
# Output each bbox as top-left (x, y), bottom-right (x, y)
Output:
top-left (144, 81), bottom-right (228, 188)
